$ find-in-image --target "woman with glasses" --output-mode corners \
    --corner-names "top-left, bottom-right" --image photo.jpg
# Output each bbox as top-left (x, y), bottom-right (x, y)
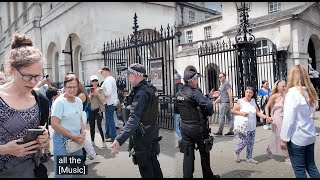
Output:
top-left (280, 65), bottom-right (320, 178)
top-left (51, 74), bottom-right (86, 178)
top-left (264, 80), bottom-right (291, 164)
top-left (231, 86), bottom-right (270, 164)
top-left (0, 34), bottom-right (49, 177)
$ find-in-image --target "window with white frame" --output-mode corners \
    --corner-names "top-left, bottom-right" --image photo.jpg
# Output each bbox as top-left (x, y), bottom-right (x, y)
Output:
top-left (204, 26), bottom-right (211, 40)
top-left (269, 2), bottom-right (281, 13)
top-left (189, 11), bottom-right (195, 23)
top-left (186, 30), bottom-right (193, 43)
top-left (256, 40), bottom-right (269, 56)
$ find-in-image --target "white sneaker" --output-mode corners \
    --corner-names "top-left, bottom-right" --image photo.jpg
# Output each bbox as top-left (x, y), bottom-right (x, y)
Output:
top-left (92, 141), bottom-right (95, 146)
top-left (85, 154), bottom-right (101, 165)
top-left (316, 133), bottom-right (319, 136)
top-left (233, 151), bottom-right (240, 163)
top-left (285, 158), bottom-right (291, 165)
top-left (246, 159), bottom-right (258, 164)
top-left (102, 141), bottom-right (107, 148)
top-left (263, 125), bottom-right (268, 130)
top-left (268, 124), bottom-right (272, 130)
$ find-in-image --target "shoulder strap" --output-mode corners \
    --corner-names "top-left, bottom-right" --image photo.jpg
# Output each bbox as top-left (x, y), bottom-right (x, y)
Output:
top-left (31, 89), bottom-right (42, 126)
top-left (32, 89), bottom-right (50, 128)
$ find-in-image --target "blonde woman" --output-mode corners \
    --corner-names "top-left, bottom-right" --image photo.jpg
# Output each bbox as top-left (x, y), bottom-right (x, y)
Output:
top-left (280, 64), bottom-right (320, 178)
top-left (264, 80), bottom-right (290, 164)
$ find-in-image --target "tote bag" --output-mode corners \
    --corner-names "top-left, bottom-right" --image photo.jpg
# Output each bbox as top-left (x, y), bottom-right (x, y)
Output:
top-left (233, 115), bottom-right (248, 135)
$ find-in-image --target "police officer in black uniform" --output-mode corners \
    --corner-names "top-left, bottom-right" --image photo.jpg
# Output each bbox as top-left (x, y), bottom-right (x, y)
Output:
top-left (176, 70), bottom-right (220, 178)
top-left (111, 63), bottom-right (163, 178)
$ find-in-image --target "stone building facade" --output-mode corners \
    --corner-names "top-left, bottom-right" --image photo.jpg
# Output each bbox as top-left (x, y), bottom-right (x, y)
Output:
top-left (0, 2), bottom-right (175, 84)
top-left (175, 2), bottom-right (320, 92)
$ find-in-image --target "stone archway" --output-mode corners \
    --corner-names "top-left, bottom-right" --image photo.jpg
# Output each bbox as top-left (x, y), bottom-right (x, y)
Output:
top-left (46, 42), bottom-right (59, 82)
top-left (74, 45), bottom-right (81, 80)
top-left (53, 52), bottom-right (59, 81)
top-left (308, 34), bottom-right (320, 72)
top-left (62, 33), bottom-right (81, 77)
top-left (205, 63), bottom-right (220, 92)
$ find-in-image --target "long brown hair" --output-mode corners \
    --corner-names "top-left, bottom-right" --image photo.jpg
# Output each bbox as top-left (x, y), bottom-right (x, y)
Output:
top-left (77, 81), bottom-right (89, 103)
top-left (286, 64), bottom-right (319, 108)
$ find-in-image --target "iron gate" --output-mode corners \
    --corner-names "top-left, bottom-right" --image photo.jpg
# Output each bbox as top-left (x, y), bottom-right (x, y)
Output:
top-left (198, 39), bottom-right (287, 123)
top-left (101, 13), bottom-right (176, 130)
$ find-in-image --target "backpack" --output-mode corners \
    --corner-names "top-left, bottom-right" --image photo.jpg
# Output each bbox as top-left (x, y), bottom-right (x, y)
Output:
top-left (257, 95), bottom-right (268, 113)
top-left (116, 77), bottom-right (126, 91)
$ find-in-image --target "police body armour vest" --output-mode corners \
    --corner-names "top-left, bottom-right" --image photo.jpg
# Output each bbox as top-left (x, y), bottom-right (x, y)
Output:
top-left (176, 87), bottom-right (201, 122)
top-left (140, 82), bottom-right (159, 125)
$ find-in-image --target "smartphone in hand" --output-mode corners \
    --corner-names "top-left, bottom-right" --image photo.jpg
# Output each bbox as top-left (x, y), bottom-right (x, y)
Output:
top-left (90, 87), bottom-right (95, 93)
top-left (17, 129), bottom-right (45, 144)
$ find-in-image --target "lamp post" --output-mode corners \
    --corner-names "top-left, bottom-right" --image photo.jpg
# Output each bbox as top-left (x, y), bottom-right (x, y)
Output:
top-left (62, 34), bottom-right (74, 72)
top-left (234, 2), bottom-right (254, 43)
top-left (234, 2), bottom-right (258, 97)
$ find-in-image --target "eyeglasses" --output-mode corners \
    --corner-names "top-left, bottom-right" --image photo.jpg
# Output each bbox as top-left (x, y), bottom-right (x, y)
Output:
top-left (91, 79), bottom-right (98, 82)
top-left (218, 76), bottom-right (224, 78)
top-left (65, 86), bottom-right (78, 90)
top-left (16, 68), bottom-right (42, 82)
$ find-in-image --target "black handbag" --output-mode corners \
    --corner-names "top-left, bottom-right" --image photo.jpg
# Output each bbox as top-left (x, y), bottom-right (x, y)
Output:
top-left (33, 161), bottom-right (48, 178)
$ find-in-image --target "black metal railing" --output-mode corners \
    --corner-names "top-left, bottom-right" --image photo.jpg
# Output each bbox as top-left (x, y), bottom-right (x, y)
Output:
top-left (101, 13), bottom-right (177, 130)
top-left (198, 39), bottom-right (288, 123)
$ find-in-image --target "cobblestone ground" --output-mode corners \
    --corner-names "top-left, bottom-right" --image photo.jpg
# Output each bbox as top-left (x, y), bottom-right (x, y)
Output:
top-left (45, 122), bottom-right (177, 178)
top-left (45, 111), bottom-right (320, 178)
top-left (175, 111), bottom-right (320, 178)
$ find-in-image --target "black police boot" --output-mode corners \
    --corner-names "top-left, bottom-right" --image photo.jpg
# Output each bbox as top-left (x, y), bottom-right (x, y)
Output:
top-left (213, 131), bottom-right (223, 136)
top-left (224, 131), bottom-right (234, 136)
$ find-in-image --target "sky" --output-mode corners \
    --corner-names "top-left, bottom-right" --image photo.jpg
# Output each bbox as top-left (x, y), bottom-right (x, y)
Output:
top-left (203, 2), bottom-right (222, 12)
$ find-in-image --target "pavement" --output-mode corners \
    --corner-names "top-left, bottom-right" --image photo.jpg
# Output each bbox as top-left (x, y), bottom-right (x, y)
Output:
top-left (44, 111), bottom-right (320, 178)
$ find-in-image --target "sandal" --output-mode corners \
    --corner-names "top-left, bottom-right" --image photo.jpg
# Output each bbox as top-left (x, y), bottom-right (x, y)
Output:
top-left (266, 148), bottom-right (273, 159)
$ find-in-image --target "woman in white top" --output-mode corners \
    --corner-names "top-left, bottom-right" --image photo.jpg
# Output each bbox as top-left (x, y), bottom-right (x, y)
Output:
top-left (280, 64), bottom-right (320, 178)
top-left (232, 86), bottom-right (269, 164)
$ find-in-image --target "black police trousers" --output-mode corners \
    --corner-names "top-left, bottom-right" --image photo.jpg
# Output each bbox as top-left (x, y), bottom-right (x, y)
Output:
top-left (132, 124), bottom-right (163, 178)
top-left (180, 122), bottom-right (214, 178)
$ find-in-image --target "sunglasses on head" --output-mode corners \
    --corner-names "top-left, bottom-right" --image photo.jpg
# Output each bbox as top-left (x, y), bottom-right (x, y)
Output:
top-left (91, 79), bottom-right (98, 82)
